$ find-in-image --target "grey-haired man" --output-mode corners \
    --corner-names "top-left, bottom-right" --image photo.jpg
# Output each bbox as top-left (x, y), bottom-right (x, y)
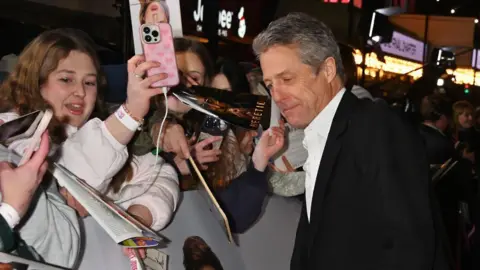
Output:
top-left (253, 12), bottom-right (450, 270)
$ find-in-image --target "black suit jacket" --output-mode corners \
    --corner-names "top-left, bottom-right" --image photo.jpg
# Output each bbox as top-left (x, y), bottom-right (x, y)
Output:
top-left (418, 124), bottom-right (454, 165)
top-left (291, 92), bottom-right (451, 270)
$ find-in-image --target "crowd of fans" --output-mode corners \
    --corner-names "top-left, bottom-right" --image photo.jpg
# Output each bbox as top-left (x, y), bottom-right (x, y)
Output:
top-left (1, 11), bottom-right (480, 270)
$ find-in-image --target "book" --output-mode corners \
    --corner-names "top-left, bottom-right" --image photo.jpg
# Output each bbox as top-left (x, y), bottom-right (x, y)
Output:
top-left (171, 85), bottom-right (271, 131)
top-left (0, 252), bottom-right (68, 270)
top-left (187, 157), bottom-right (234, 244)
top-left (51, 163), bottom-right (170, 249)
top-left (268, 100), bottom-right (307, 172)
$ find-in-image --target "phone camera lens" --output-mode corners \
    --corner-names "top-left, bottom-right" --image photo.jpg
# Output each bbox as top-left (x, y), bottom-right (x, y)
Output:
top-left (203, 117), bottom-right (227, 131)
top-left (145, 35), bottom-right (152, 42)
top-left (143, 27), bottom-right (151, 34)
top-left (152, 30), bottom-right (159, 37)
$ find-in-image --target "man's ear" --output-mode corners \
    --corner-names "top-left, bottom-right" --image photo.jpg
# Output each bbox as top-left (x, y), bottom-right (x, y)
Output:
top-left (321, 57), bottom-right (337, 84)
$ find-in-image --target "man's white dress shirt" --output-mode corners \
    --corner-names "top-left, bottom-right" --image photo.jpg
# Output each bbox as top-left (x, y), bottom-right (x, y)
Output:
top-left (303, 88), bottom-right (346, 221)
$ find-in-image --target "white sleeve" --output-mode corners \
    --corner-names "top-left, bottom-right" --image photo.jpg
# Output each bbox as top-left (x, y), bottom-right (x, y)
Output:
top-left (18, 181), bottom-right (81, 268)
top-left (115, 154), bottom-right (179, 231)
top-left (57, 118), bottom-right (128, 192)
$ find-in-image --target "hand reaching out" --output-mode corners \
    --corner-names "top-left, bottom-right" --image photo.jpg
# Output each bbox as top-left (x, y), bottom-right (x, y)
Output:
top-left (0, 132), bottom-right (49, 219)
top-left (252, 121), bottom-right (286, 172)
top-left (152, 122), bottom-right (192, 159)
top-left (125, 55), bottom-right (168, 120)
top-left (192, 136), bottom-right (223, 170)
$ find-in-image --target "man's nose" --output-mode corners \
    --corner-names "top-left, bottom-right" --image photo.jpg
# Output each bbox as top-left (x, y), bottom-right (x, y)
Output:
top-left (271, 85), bottom-right (290, 107)
top-left (270, 85), bottom-right (283, 102)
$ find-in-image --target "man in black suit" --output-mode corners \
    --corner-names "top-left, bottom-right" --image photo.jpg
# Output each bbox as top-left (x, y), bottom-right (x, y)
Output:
top-left (253, 13), bottom-right (450, 270)
top-left (418, 94), bottom-right (454, 165)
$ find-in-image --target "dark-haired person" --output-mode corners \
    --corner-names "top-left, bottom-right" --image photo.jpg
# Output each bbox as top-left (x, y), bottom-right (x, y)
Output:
top-left (211, 58), bottom-right (257, 157)
top-left (339, 44), bottom-right (373, 100)
top-left (418, 94), bottom-right (454, 165)
top-left (212, 58), bottom-right (251, 94)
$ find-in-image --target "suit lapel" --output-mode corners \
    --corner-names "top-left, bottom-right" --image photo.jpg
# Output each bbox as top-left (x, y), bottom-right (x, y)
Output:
top-left (307, 92), bottom-right (358, 255)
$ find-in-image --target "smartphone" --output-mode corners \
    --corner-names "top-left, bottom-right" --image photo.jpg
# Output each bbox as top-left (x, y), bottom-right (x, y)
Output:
top-left (18, 110), bottom-right (53, 165)
top-left (0, 110), bottom-right (43, 145)
top-left (197, 116), bottom-right (228, 150)
top-left (140, 23), bottom-right (180, 88)
top-left (0, 110), bottom-right (52, 165)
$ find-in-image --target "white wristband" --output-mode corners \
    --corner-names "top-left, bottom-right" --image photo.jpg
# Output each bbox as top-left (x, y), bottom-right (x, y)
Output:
top-left (115, 105), bottom-right (141, 131)
top-left (0, 203), bottom-right (21, 229)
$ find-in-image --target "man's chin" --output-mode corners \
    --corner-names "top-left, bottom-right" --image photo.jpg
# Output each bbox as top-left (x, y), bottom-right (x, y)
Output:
top-left (284, 116), bottom-right (308, 129)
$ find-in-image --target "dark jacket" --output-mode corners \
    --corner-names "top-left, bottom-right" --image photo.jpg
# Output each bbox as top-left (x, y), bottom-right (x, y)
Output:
top-left (215, 162), bottom-right (268, 233)
top-left (418, 124), bottom-right (454, 165)
top-left (0, 214), bottom-right (39, 261)
top-left (0, 215), bottom-right (15, 252)
top-left (290, 92), bottom-right (451, 270)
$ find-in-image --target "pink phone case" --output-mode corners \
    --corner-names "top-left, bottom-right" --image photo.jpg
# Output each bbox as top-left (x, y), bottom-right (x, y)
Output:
top-left (141, 23), bottom-right (179, 88)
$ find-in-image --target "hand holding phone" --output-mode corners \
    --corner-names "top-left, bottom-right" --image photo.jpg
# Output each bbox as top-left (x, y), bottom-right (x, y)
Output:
top-left (192, 136), bottom-right (223, 171)
top-left (18, 110), bottom-right (53, 166)
top-left (0, 131), bottom-right (49, 219)
top-left (0, 110), bottom-right (53, 165)
top-left (0, 111), bottom-right (43, 145)
top-left (196, 116), bottom-right (228, 151)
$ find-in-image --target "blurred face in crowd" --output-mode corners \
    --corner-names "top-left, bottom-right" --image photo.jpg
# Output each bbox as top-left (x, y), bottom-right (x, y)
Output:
top-left (167, 51), bottom-right (206, 114)
top-left (145, 1), bottom-right (168, 23)
top-left (260, 44), bottom-right (339, 128)
top-left (437, 115), bottom-right (449, 132)
top-left (458, 109), bottom-right (473, 129)
top-left (41, 51), bottom-right (98, 127)
top-left (211, 74), bottom-right (232, 91)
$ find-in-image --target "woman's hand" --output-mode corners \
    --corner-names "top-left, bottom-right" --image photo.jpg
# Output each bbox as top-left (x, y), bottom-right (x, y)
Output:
top-left (0, 132), bottom-right (49, 219)
top-left (174, 157), bottom-right (191, 175)
top-left (174, 137), bottom-right (221, 173)
top-left (121, 204), bottom-right (153, 260)
top-left (192, 136), bottom-right (223, 170)
top-left (125, 55), bottom-right (168, 120)
top-left (252, 122), bottom-right (286, 172)
top-left (152, 122), bottom-right (193, 159)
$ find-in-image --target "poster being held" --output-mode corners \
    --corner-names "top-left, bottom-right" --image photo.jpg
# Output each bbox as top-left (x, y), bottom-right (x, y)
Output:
top-left (129, 0), bottom-right (183, 54)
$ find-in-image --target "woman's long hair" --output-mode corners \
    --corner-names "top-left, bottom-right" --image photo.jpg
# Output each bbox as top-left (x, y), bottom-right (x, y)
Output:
top-left (209, 59), bottom-right (253, 188)
top-left (214, 58), bottom-right (251, 94)
top-left (0, 28), bottom-right (105, 144)
top-left (154, 38), bottom-right (242, 189)
top-left (0, 28), bottom-right (131, 193)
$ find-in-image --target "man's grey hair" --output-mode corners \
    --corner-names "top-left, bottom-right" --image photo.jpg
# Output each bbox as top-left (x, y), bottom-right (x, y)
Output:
top-left (253, 12), bottom-right (345, 80)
